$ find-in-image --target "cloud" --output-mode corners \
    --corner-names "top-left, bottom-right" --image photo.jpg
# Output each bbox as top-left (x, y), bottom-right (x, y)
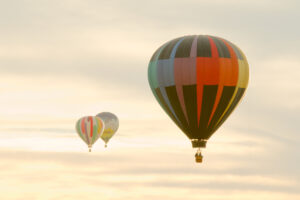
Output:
top-left (0, 144), bottom-right (299, 200)
top-left (1, 0), bottom-right (300, 79)
top-left (0, 1), bottom-right (299, 199)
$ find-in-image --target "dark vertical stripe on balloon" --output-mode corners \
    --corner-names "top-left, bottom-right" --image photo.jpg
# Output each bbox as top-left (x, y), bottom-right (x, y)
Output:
top-left (210, 88), bottom-right (246, 136)
top-left (150, 45), bottom-right (164, 61)
top-left (210, 37), bottom-right (231, 58)
top-left (175, 36), bottom-right (195, 58)
top-left (182, 84), bottom-right (199, 138)
top-left (198, 85), bottom-right (218, 138)
top-left (155, 87), bottom-right (182, 127)
top-left (207, 86), bottom-right (236, 134)
top-left (226, 41), bottom-right (243, 60)
top-left (158, 38), bottom-right (182, 59)
top-left (197, 35), bottom-right (211, 57)
top-left (165, 86), bottom-right (189, 133)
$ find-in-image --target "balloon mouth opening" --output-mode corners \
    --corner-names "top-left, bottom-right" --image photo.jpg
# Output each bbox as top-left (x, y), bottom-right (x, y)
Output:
top-left (105, 144), bottom-right (107, 148)
top-left (191, 139), bottom-right (207, 148)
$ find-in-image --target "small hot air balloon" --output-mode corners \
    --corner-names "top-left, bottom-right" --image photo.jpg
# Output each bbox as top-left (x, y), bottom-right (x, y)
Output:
top-left (96, 112), bottom-right (119, 148)
top-left (148, 35), bottom-right (249, 163)
top-left (75, 116), bottom-right (104, 152)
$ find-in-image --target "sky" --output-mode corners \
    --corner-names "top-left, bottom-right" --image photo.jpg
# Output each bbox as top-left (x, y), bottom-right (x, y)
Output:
top-left (0, 0), bottom-right (299, 199)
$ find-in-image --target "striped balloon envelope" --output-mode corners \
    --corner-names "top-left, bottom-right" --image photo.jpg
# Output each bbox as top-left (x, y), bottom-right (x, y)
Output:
top-left (75, 116), bottom-right (105, 152)
top-left (148, 35), bottom-right (249, 162)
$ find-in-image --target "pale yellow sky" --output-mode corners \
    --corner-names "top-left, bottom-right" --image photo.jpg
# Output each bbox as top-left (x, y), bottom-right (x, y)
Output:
top-left (0, 0), bottom-right (299, 199)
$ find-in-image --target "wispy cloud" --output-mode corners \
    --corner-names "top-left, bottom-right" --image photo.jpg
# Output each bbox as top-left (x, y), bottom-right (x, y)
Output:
top-left (0, 0), bottom-right (299, 199)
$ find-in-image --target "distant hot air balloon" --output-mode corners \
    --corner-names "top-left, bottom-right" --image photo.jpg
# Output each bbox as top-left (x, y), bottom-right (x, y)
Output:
top-left (148, 35), bottom-right (249, 163)
top-left (96, 112), bottom-right (119, 148)
top-left (75, 116), bottom-right (104, 152)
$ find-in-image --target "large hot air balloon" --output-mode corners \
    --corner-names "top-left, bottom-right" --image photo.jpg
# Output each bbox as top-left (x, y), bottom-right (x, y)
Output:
top-left (96, 112), bottom-right (119, 148)
top-left (75, 116), bottom-right (104, 152)
top-left (148, 35), bottom-right (249, 163)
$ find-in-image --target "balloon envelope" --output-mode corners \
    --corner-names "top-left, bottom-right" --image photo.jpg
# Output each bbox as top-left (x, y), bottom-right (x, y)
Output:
top-left (148, 35), bottom-right (249, 146)
top-left (96, 112), bottom-right (119, 146)
top-left (75, 116), bottom-right (104, 151)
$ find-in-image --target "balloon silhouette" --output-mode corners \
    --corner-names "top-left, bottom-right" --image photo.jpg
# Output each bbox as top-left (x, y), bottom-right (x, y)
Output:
top-left (96, 112), bottom-right (119, 148)
top-left (75, 116), bottom-right (104, 152)
top-left (148, 35), bottom-right (249, 162)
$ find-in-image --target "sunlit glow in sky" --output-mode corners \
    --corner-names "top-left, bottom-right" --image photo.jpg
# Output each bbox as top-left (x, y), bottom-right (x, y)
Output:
top-left (0, 0), bottom-right (299, 199)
